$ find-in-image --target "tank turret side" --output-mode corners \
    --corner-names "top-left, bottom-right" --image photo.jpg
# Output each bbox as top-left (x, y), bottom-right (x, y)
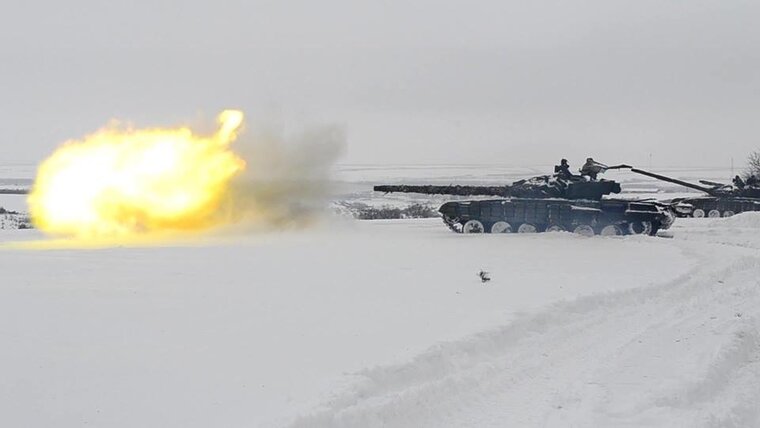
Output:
top-left (564, 180), bottom-right (621, 200)
top-left (737, 187), bottom-right (760, 198)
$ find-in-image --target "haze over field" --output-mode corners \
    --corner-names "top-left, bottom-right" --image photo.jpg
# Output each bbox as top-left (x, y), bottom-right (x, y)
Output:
top-left (2, 0), bottom-right (760, 168)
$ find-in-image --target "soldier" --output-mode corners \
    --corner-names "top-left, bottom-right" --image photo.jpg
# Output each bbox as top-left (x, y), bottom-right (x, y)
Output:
top-left (733, 175), bottom-right (745, 189)
top-left (747, 175), bottom-right (759, 187)
top-left (554, 159), bottom-right (573, 180)
top-left (579, 157), bottom-right (609, 180)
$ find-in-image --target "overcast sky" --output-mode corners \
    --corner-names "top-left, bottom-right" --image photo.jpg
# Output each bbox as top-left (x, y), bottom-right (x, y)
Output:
top-left (2, 0), bottom-right (759, 170)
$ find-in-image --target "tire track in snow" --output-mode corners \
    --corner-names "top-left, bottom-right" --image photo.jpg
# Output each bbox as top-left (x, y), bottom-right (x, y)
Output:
top-left (289, 224), bottom-right (760, 428)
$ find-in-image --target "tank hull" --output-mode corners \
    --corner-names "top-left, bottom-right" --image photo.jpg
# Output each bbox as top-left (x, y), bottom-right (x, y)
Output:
top-left (670, 196), bottom-right (760, 218)
top-left (438, 198), bottom-right (673, 236)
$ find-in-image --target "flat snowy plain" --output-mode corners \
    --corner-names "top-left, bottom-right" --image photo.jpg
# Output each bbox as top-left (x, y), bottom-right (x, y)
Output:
top-left (1, 164), bottom-right (759, 427)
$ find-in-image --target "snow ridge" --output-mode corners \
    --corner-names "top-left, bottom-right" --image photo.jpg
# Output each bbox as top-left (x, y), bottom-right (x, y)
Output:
top-left (290, 244), bottom-right (760, 427)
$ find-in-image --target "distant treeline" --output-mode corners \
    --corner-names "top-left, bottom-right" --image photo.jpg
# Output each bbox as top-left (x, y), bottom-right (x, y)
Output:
top-left (337, 202), bottom-right (438, 220)
top-left (0, 207), bottom-right (33, 229)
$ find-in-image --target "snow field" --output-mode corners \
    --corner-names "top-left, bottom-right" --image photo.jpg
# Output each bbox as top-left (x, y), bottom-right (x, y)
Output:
top-left (0, 218), bottom-right (695, 427)
top-left (1, 155), bottom-right (758, 427)
top-left (292, 216), bottom-right (760, 427)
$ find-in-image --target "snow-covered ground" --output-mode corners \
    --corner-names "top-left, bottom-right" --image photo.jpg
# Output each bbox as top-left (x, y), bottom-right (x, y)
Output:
top-left (292, 218), bottom-right (760, 427)
top-left (1, 163), bottom-right (758, 427)
top-left (1, 214), bottom-right (759, 427)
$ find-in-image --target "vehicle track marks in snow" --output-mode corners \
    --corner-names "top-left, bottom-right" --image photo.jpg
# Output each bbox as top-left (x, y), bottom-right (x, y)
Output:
top-left (290, 223), bottom-right (760, 428)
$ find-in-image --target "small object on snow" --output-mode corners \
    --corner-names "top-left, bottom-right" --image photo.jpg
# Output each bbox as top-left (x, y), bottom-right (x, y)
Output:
top-left (478, 270), bottom-right (491, 283)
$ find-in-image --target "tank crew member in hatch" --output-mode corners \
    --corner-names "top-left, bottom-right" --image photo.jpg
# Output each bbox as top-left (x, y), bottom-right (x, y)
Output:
top-left (580, 157), bottom-right (609, 181)
top-left (733, 175), bottom-right (745, 189)
top-left (554, 159), bottom-right (573, 180)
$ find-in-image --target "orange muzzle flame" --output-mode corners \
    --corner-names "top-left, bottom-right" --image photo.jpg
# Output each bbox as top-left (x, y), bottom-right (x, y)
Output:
top-left (28, 110), bottom-right (246, 239)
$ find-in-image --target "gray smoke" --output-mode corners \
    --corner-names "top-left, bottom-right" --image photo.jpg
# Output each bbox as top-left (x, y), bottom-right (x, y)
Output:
top-left (221, 123), bottom-right (345, 228)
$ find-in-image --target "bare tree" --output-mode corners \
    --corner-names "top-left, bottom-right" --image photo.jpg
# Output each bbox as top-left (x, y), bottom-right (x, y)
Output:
top-left (744, 151), bottom-right (760, 179)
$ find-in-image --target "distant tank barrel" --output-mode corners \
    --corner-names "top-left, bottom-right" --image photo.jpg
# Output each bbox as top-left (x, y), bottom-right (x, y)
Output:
top-left (698, 180), bottom-right (729, 188)
top-left (630, 168), bottom-right (715, 195)
top-left (0, 189), bottom-right (28, 195)
top-left (373, 185), bottom-right (510, 197)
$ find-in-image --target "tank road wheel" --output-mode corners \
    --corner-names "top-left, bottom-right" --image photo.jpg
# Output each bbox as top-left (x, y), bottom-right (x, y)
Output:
top-left (692, 209), bottom-right (705, 218)
top-left (463, 220), bottom-right (485, 234)
top-left (628, 221), bottom-right (653, 235)
top-left (490, 221), bottom-right (512, 233)
top-left (600, 224), bottom-right (623, 236)
top-left (707, 209), bottom-right (721, 218)
top-left (517, 223), bottom-right (538, 233)
top-left (573, 224), bottom-right (595, 237)
top-left (546, 224), bottom-right (565, 232)
top-left (723, 210), bottom-right (735, 217)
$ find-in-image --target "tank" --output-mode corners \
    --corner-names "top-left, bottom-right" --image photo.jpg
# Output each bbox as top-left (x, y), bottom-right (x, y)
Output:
top-left (629, 168), bottom-right (760, 218)
top-left (374, 168), bottom-right (675, 236)
top-left (0, 189), bottom-right (28, 195)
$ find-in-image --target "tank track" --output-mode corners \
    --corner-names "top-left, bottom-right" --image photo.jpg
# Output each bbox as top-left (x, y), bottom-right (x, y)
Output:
top-left (442, 215), bottom-right (463, 233)
top-left (437, 198), bottom-right (673, 236)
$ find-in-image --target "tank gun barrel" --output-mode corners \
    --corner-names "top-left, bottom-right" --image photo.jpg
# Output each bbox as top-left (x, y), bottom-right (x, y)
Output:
top-left (376, 176), bottom-right (622, 200)
top-left (630, 168), bottom-right (714, 194)
top-left (0, 189), bottom-right (28, 195)
top-left (605, 164), bottom-right (633, 170)
top-left (373, 185), bottom-right (509, 197)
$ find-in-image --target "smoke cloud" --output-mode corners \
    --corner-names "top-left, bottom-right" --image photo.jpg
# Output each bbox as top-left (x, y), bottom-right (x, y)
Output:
top-left (222, 123), bottom-right (346, 229)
